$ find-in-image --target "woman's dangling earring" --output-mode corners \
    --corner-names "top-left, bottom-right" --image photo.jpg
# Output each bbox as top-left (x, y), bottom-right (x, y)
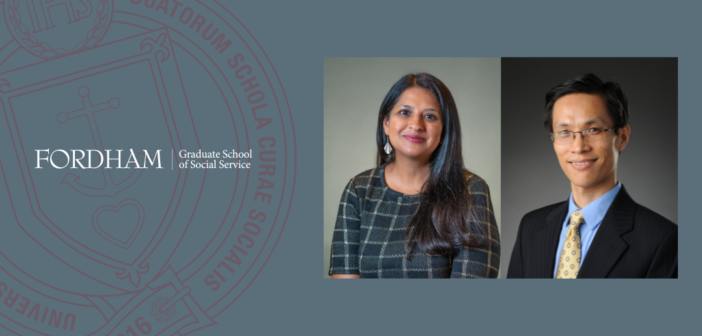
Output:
top-left (384, 135), bottom-right (393, 155)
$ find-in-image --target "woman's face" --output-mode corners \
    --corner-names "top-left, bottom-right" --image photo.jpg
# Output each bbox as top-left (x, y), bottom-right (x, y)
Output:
top-left (383, 87), bottom-right (443, 164)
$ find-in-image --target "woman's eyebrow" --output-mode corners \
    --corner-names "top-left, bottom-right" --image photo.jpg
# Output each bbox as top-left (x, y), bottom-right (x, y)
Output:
top-left (399, 105), bottom-right (437, 112)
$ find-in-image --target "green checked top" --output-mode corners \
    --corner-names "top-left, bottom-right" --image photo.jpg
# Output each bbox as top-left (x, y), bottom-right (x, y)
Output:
top-left (329, 164), bottom-right (500, 278)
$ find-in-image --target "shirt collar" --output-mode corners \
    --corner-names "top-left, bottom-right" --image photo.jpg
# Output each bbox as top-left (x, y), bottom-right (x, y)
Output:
top-left (566, 182), bottom-right (622, 230)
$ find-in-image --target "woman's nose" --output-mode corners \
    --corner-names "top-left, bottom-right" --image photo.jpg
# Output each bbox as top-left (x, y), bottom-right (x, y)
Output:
top-left (409, 114), bottom-right (424, 131)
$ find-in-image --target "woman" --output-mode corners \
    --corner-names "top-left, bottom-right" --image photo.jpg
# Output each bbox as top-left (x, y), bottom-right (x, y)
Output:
top-left (328, 73), bottom-right (500, 278)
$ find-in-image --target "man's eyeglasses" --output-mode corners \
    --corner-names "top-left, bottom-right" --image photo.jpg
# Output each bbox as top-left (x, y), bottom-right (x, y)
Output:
top-left (550, 127), bottom-right (615, 145)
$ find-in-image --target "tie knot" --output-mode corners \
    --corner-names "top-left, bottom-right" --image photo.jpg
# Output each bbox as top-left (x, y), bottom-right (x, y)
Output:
top-left (569, 210), bottom-right (584, 228)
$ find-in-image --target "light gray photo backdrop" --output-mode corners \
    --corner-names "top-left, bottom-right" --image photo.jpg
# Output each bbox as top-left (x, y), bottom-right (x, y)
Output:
top-left (323, 58), bottom-right (501, 278)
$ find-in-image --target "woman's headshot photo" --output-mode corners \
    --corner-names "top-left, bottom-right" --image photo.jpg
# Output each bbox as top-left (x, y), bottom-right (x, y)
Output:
top-left (323, 58), bottom-right (501, 278)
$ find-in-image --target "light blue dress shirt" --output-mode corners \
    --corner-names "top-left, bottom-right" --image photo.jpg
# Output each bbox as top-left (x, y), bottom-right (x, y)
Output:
top-left (553, 183), bottom-right (621, 278)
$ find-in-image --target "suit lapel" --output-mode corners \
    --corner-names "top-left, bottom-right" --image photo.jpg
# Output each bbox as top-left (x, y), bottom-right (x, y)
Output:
top-left (579, 185), bottom-right (636, 278)
top-left (533, 202), bottom-right (568, 278)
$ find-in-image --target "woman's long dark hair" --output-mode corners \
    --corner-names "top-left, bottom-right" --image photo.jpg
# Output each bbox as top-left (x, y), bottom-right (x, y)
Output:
top-left (376, 73), bottom-right (486, 258)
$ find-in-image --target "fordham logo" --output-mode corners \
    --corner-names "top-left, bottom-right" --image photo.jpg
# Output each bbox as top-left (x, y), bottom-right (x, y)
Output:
top-left (35, 149), bottom-right (163, 169)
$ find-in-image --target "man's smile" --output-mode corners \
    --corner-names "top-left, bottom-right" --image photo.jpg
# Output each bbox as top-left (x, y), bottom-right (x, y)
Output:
top-left (569, 159), bottom-right (597, 169)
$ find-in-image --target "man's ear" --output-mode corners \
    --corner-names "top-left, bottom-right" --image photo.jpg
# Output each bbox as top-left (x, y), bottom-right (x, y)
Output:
top-left (617, 125), bottom-right (631, 152)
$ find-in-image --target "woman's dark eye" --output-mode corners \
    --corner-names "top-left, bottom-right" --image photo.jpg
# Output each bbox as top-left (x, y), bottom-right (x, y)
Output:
top-left (399, 109), bottom-right (410, 115)
top-left (425, 114), bottom-right (438, 120)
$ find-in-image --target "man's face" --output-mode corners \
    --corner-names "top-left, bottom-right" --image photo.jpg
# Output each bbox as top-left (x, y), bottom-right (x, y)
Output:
top-left (552, 93), bottom-right (630, 196)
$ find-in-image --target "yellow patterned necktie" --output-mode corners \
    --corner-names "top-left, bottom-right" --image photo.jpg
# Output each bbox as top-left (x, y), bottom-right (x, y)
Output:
top-left (556, 210), bottom-right (584, 279)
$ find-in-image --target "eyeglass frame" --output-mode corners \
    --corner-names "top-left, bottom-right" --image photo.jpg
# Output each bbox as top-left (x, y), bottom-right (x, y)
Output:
top-left (549, 127), bottom-right (616, 144)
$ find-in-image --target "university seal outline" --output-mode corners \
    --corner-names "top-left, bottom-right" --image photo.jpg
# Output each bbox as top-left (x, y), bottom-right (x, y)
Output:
top-left (0, 1), bottom-right (296, 335)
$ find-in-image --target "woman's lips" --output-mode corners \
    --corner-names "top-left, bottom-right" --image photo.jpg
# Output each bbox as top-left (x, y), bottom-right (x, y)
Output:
top-left (403, 135), bottom-right (425, 143)
top-left (569, 159), bottom-right (596, 170)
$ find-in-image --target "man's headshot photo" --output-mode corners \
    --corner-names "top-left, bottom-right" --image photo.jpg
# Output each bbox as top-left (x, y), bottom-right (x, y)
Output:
top-left (501, 58), bottom-right (677, 278)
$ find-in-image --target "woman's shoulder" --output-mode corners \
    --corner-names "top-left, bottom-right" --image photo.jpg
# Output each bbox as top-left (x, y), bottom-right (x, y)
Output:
top-left (463, 170), bottom-right (490, 193)
top-left (347, 166), bottom-right (384, 189)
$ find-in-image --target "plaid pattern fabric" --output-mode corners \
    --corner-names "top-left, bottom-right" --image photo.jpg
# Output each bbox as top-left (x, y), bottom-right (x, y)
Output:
top-left (329, 165), bottom-right (500, 278)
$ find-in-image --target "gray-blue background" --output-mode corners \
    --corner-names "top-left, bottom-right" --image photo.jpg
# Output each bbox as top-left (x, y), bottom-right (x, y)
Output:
top-left (2, 0), bottom-right (696, 335)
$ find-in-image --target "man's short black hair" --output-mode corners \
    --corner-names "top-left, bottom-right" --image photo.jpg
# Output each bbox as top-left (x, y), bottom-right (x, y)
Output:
top-left (544, 73), bottom-right (629, 134)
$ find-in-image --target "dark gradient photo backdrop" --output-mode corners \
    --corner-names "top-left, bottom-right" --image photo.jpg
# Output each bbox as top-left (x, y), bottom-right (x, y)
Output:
top-left (500, 58), bottom-right (678, 277)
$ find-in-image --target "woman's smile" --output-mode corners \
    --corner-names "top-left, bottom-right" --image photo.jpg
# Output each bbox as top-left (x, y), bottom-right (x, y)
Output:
top-left (402, 135), bottom-right (426, 143)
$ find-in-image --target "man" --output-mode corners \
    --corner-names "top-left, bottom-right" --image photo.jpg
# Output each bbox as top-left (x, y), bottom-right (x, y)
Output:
top-left (507, 73), bottom-right (678, 278)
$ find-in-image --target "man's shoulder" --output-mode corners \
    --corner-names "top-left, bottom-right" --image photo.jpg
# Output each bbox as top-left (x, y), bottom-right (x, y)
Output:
top-left (612, 184), bottom-right (677, 233)
top-left (632, 203), bottom-right (678, 232)
top-left (522, 201), bottom-right (567, 220)
top-left (518, 201), bottom-right (568, 231)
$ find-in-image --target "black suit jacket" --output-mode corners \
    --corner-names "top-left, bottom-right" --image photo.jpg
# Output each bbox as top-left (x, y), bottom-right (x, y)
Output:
top-left (507, 185), bottom-right (678, 278)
